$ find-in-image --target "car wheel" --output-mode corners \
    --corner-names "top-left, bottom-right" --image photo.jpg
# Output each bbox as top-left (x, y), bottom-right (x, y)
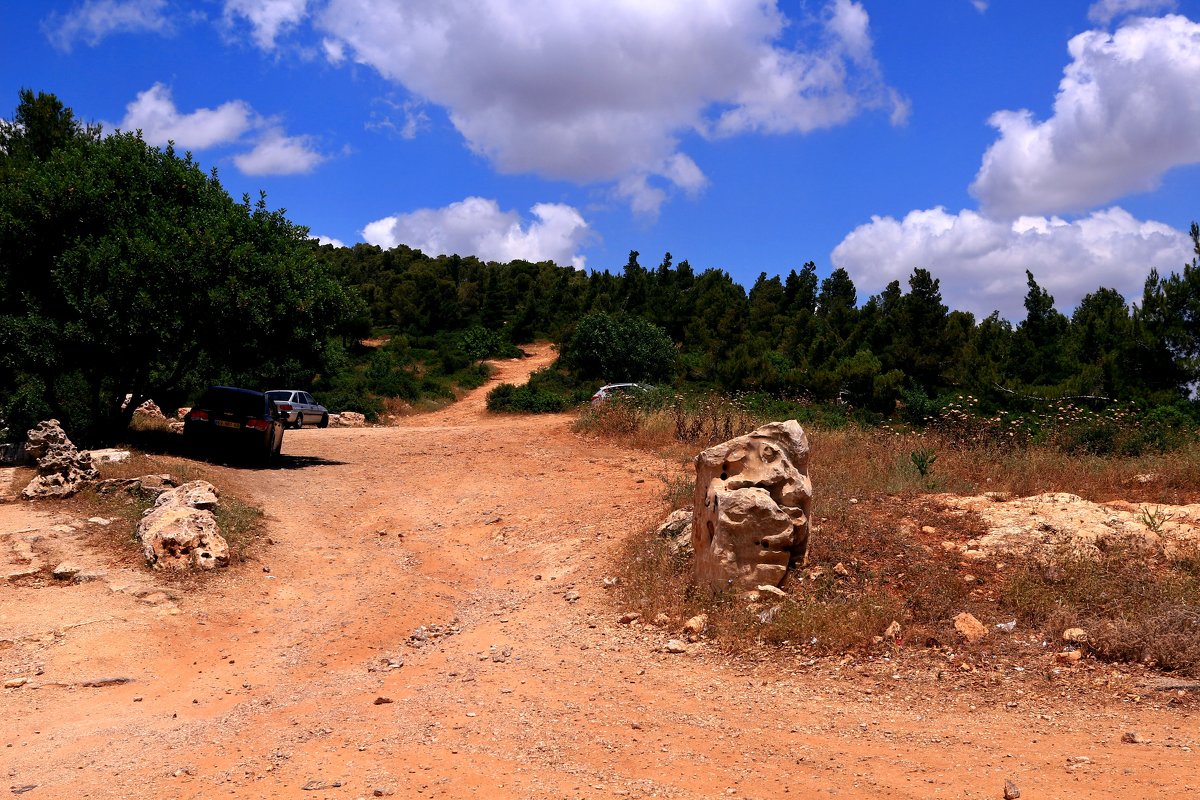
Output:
top-left (318, 413), bottom-right (329, 428)
top-left (294, 413), bottom-right (303, 429)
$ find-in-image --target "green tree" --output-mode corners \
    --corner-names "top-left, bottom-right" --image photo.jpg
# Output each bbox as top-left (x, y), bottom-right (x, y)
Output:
top-left (0, 91), bottom-right (360, 442)
top-left (559, 312), bottom-right (675, 383)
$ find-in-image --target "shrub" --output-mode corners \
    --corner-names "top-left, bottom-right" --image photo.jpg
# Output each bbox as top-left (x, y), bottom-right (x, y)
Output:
top-left (559, 312), bottom-right (675, 383)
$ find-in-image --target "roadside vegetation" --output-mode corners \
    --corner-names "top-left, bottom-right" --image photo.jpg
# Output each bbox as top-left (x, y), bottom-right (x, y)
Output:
top-left (599, 393), bottom-right (1200, 677)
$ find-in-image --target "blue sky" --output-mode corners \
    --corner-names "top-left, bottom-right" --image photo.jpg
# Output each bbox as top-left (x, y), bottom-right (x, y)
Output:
top-left (4, 0), bottom-right (1200, 319)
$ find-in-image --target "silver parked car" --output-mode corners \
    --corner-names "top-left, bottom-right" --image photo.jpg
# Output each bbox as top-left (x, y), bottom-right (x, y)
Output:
top-left (265, 390), bottom-right (329, 429)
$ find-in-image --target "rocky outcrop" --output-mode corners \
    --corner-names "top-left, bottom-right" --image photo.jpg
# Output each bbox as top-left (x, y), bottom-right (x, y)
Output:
top-left (21, 420), bottom-right (99, 500)
top-left (329, 411), bottom-right (366, 428)
top-left (122, 395), bottom-right (166, 420)
top-left (933, 492), bottom-right (1200, 563)
top-left (655, 508), bottom-right (693, 556)
top-left (138, 480), bottom-right (228, 571)
top-left (692, 420), bottom-right (813, 592)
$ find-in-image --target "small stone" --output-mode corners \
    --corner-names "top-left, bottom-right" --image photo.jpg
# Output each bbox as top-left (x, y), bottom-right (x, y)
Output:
top-left (953, 612), bottom-right (988, 643)
top-left (563, 590), bottom-right (580, 603)
top-left (833, 562), bottom-right (850, 577)
top-left (756, 585), bottom-right (786, 598)
top-left (1062, 627), bottom-right (1088, 643)
top-left (921, 525), bottom-right (937, 535)
top-left (51, 562), bottom-right (81, 580)
top-left (653, 613), bottom-right (670, 626)
top-left (1055, 649), bottom-right (1083, 665)
top-left (1003, 779), bottom-right (1021, 799)
top-left (373, 696), bottom-right (393, 705)
top-left (1067, 755), bottom-right (1091, 765)
top-left (1121, 732), bottom-right (1147, 744)
top-left (5, 677), bottom-right (29, 688)
top-left (665, 639), bottom-right (688, 653)
top-left (630, 722), bottom-right (642, 730)
top-left (940, 541), bottom-right (959, 552)
top-left (883, 621), bottom-right (901, 640)
top-left (88, 517), bottom-right (113, 525)
top-left (618, 612), bottom-right (641, 625)
top-left (683, 614), bottom-right (708, 638)
top-left (602, 576), bottom-right (619, 588)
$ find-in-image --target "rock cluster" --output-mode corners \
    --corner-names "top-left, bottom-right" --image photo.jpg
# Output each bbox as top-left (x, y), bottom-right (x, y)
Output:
top-left (329, 411), bottom-right (366, 428)
top-left (21, 420), bottom-right (99, 500)
top-left (137, 480), bottom-right (229, 570)
top-left (692, 420), bottom-right (813, 592)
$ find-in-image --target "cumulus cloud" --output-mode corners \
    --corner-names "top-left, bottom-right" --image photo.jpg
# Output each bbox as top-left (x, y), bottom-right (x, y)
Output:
top-left (830, 206), bottom-right (1191, 320)
top-left (117, 83), bottom-right (253, 149)
top-left (1087, 0), bottom-right (1176, 25)
top-left (969, 0), bottom-right (989, 11)
top-left (314, 234), bottom-right (346, 248)
top-left (317, 0), bottom-right (904, 212)
top-left (43, 0), bottom-right (171, 51)
top-left (971, 14), bottom-right (1200, 218)
top-left (223, 0), bottom-right (308, 49)
top-left (232, 129), bottom-right (326, 175)
top-left (362, 197), bottom-right (590, 268)
top-left (114, 84), bottom-right (326, 175)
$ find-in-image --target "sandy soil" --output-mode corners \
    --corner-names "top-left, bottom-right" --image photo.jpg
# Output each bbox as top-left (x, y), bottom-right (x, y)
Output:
top-left (2, 345), bottom-right (1197, 799)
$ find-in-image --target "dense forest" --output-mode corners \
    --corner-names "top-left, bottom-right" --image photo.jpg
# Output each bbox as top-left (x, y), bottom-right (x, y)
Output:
top-left (315, 238), bottom-right (1200, 416)
top-left (4, 89), bottom-right (1199, 448)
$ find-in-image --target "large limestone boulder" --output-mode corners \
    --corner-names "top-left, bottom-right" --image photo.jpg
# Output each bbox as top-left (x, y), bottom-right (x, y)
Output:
top-left (138, 480), bottom-right (228, 570)
top-left (692, 420), bottom-right (812, 592)
top-left (21, 420), bottom-right (99, 500)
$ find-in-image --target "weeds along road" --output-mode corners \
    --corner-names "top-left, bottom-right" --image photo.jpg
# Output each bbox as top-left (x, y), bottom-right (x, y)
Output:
top-left (3, 344), bottom-right (1197, 799)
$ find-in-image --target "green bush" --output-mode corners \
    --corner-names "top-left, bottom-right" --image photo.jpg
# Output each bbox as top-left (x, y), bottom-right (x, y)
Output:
top-left (559, 312), bottom-right (675, 383)
top-left (486, 382), bottom-right (570, 413)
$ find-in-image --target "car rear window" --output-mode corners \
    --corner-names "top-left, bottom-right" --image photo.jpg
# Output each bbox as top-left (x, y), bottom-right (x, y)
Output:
top-left (265, 391), bottom-right (291, 402)
top-left (199, 389), bottom-right (267, 417)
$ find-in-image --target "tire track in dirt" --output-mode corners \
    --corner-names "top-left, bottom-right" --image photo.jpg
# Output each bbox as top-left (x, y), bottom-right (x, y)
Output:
top-left (3, 345), bottom-right (1197, 798)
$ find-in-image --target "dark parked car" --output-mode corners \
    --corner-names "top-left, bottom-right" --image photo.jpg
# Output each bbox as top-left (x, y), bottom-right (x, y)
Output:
top-left (265, 389), bottom-right (329, 429)
top-left (183, 386), bottom-right (285, 462)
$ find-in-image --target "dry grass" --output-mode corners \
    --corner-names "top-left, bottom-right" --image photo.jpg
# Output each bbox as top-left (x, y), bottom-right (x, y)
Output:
top-left (608, 406), bottom-right (1200, 673)
top-left (53, 451), bottom-right (267, 566)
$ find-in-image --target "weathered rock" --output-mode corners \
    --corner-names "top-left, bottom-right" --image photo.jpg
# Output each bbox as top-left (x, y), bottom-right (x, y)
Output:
top-left (932, 492), bottom-right (1200, 563)
top-left (654, 508), bottom-right (694, 555)
top-left (953, 612), bottom-right (988, 643)
top-left (1003, 779), bottom-right (1021, 799)
top-left (176, 407), bottom-right (191, 420)
top-left (683, 613), bottom-right (708, 639)
top-left (692, 420), bottom-right (812, 592)
top-left (87, 448), bottom-right (130, 464)
top-left (664, 639), bottom-right (688, 653)
top-left (1062, 627), bottom-right (1088, 644)
top-left (139, 505), bottom-right (229, 570)
top-left (21, 420), bottom-right (98, 500)
top-left (154, 480), bottom-right (220, 511)
top-left (883, 620), bottom-right (902, 640)
top-left (330, 411), bottom-right (366, 428)
top-left (123, 396), bottom-right (166, 420)
top-left (138, 480), bottom-right (227, 570)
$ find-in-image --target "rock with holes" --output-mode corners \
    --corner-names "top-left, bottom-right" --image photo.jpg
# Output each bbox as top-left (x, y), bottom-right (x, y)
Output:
top-left (692, 420), bottom-right (812, 592)
top-left (138, 479), bottom-right (228, 570)
top-left (21, 420), bottom-right (99, 500)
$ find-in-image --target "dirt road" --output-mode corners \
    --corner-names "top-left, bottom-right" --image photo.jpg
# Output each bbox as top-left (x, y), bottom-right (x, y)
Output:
top-left (2, 347), bottom-right (1196, 799)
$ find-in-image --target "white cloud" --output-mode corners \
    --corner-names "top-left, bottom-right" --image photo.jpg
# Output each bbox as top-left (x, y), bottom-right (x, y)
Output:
top-left (223, 0), bottom-right (308, 49)
top-left (1087, 0), bottom-right (1176, 25)
top-left (317, 0), bottom-right (903, 212)
top-left (831, 206), bottom-right (1191, 320)
top-left (117, 83), bottom-right (253, 149)
top-left (362, 197), bottom-right (590, 268)
top-left (314, 234), bottom-right (346, 248)
top-left (44, 0), bottom-right (170, 51)
top-left (969, 0), bottom-right (989, 12)
top-left (232, 129), bottom-right (326, 175)
top-left (971, 14), bottom-right (1200, 218)
top-left (114, 84), bottom-right (326, 175)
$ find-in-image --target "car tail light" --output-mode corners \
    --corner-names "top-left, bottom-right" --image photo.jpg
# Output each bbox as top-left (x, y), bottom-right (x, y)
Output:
top-left (276, 403), bottom-right (292, 411)
top-left (191, 410), bottom-right (209, 422)
top-left (246, 419), bottom-right (270, 432)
